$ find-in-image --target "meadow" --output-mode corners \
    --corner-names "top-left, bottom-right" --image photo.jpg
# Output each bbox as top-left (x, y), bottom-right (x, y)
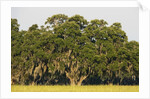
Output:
top-left (11, 85), bottom-right (139, 92)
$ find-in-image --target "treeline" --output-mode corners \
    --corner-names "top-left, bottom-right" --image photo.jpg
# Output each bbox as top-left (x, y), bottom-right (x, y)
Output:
top-left (11, 14), bottom-right (139, 86)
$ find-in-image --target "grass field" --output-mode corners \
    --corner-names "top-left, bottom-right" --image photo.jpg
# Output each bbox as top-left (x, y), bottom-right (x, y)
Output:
top-left (11, 85), bottom-right (139, 92)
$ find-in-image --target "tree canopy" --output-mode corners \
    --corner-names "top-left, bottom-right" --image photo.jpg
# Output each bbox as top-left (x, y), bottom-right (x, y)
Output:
top-left (11, 14), bottom-right (139, 86)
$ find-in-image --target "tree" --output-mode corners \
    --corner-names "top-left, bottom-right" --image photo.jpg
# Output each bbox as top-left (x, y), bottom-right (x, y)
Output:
top-left (52, 21), bottom-right (95, 86)
top-left (124, 41), bottom-right (139, 84)
top-left (11, 15), bottom-right (139, 86)
top-left (11, 19), bottom-right (24, 84)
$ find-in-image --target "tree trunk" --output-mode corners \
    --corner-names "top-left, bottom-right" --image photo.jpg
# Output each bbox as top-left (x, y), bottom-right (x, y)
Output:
top-left (77, 79), bottom-right (83, 86)
top-left (120, 77), bottom-right (124, 85)
top-left (77, 76), bottom-right (87, 86)
top-left (109, 82), bottom-right (113, 85)
top-left (31, 81), bottom-right (35, 85)
top-left (70, 79), bottom-right (76, 86)
top-left (65, 71), bottom-right (76, 86)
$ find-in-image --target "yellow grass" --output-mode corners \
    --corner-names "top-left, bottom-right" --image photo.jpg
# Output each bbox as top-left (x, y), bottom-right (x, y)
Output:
top-left (11, 85), bottom-right (139, 92)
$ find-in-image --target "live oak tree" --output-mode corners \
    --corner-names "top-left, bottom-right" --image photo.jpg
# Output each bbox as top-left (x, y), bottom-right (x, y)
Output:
top-left (11, 14), bottom-right (139, 86)
top-left (51, 21), bottom-right (95, 86)
top-left (11, 19), bottom-right (22, 84)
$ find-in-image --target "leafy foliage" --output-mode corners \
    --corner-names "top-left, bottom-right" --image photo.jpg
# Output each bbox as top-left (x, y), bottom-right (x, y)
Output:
top-left (11, 14), bottom-right (139, 86)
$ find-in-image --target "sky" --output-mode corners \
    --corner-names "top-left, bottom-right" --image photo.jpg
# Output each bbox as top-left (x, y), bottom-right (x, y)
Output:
top-left (11, 7), bottom-right (139, 41)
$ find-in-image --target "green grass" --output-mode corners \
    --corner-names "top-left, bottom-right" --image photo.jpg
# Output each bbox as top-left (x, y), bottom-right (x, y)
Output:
top-left (11, 85), bottom-right (139, 92)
